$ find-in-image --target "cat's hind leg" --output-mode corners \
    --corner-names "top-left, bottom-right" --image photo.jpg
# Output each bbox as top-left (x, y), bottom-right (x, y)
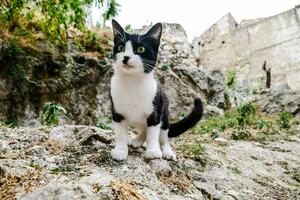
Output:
top-left (128, 127), bottom-right (146, 148)
top-left (160, 129), bottom-right (177, 161)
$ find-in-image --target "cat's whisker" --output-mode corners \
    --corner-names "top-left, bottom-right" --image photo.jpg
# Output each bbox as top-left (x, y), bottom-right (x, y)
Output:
top-left (142, 59), bottom-right (157, 65)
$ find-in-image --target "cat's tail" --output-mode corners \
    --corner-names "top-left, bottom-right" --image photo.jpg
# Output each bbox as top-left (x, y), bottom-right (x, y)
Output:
top-left (168, 98), bottom-right (203, 138)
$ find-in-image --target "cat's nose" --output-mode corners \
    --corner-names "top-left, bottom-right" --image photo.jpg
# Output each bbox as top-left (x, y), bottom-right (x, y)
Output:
top-left (123, 56), bottom-right (130, 64)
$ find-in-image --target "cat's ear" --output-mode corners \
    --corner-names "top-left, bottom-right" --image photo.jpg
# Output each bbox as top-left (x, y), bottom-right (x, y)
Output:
top-left (112, 19), bottom-right (125, 40)
top-left (145, 23), bottom-right (162, 40)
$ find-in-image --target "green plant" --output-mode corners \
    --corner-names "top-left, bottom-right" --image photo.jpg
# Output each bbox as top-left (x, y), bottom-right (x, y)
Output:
top-left (160, 63), bottom-right (172, 71)
top-left (40, 102), bottom-right (66, 126)
top-left (124, 24), bottom-right (134, 33)
top-left (100, 0), bottom-right (120, 27)
top-left (291, 168), bottom-right (300, 182)
top-left (177, 142), bottom-right (205, 157)
top-left (277, 112), bottom-right (293, 129)
top-left (1, 118), bottom-right (18, 128)
top-left (96, 118), bottom-right (112, 130)
top-left (51, 164), bottom-right (75, 173)
top-left (225, 70), bottom-right (236, 89)
top-left (235, 102), bottom-right (256, 128)
top-left (231, 130), bottom-right (251, 140)
top-left (1, 0), bottom-right (119, 45)
top-left (255, 119), bottom-right (270, 129)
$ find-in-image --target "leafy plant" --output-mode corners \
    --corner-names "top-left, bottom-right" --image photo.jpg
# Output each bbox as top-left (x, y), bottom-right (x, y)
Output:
top-left (1, 119), bottom-right (18, 128)
top-left (0, 0), bottom-right (119, 45)
top-left (124, 24), bottom-right (134, 33)
top-left (225, 70), bottom-right (236, 89)
top-left (160, 63), bottom-right (172, 71)
top-left (40, 102), bottom-right (66, 126)
top-left (177, 142), bottom-right (205, 157)
top-left (96, 118), bottom-right (112, 130)
top-left (276, 112), bottom-right (293, 129)
top-left (255, 119), bottom-right (270, 129)
top-left (231, 130), bottom-right (251, 140)
top-left (235, 102), bottom-right (256, 128)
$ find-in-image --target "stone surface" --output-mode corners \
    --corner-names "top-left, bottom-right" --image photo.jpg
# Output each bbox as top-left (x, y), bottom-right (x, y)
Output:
top-left (192, 6), bottom-right (300, 91)
top-left (1, 125), bottom-right (299, 199)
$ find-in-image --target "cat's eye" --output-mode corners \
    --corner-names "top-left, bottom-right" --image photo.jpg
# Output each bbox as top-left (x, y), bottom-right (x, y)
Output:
top-left (117, 45), bottom-right (125, 52)
top-left (137, 46), bottom-right (145, 54)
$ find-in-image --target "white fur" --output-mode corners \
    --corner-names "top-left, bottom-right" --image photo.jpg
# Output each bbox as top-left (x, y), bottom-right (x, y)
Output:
top-left (111, 40), bottom-right (173, 160)
top-left (128, 127), bottom-right (146, 148)
top-left (111, 121), bottom-right (128, 161)
top-left (160, 129), bottom-right (176, 161)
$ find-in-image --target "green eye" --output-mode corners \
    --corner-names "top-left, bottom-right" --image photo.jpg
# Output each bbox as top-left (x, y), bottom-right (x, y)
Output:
top-left (137, 46), bottom-right (145, 54)
top-left (117, 45), bottom-right (125, 52)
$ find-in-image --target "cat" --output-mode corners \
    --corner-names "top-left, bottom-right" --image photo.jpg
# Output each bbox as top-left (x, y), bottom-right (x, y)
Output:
top-left (110, 19), bottom-right (203, 161)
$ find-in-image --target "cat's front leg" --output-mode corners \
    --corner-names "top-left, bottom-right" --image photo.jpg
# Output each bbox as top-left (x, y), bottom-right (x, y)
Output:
top-left (112, 121), bottom-right (128, 161)
top-left (145, 123), bottom-right (162, 159)
top-left (160, 129), bottom-right (177, 161)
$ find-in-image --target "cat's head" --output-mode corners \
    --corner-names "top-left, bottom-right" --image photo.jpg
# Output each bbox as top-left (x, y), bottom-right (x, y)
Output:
top-left (111, 19), bottom-right (162, 75)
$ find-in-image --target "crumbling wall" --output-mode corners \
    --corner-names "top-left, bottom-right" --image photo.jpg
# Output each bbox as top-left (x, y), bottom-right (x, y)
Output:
top-left (193, 6), bottom-right (300, 91)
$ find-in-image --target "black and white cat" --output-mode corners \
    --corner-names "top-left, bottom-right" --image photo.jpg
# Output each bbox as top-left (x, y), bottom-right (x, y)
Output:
top-left (110, 19), bottom-right (203, 161)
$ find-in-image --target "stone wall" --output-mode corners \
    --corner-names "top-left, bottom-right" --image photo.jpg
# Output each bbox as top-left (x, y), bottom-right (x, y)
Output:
top-left (192, 6), bottom-right (300, 91)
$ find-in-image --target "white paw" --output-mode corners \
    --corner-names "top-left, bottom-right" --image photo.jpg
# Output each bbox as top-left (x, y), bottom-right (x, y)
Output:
top-left (128, 138), bottom-right (144, 148)
top-left (162, 146), bottom-right (177, 161)
top-left (146, 148), bottom-right (162, 159)
top-left (111, 148), bottom-right (128, 161)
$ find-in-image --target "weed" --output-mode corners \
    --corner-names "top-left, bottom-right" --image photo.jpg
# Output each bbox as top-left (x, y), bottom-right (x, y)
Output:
top-left (291, 168), bottom-right (300, 182)
top-left (124, 24), bottom-right (134, 33)
top-left (177, 142), bottom-right (206, 157)
top-left (225, 70), bottom-right (237, 89)
top-left (277, 112), bottom-right (293, 129)
top-left (50, 164), bottom-right (75, 173)
top-left (96, 118), bottom-right (112, 130)
top-left (227, 165), bottom-right (242, 174)
top-left (255, 119), bottom-right (270, 129)
top-left (2, 118), bottom-right (18, 128)
top-left (231, 130), bottom-right (252, 140)
top-left (235, 102), bottom-right (256, 128)
top-left (40, 102), bottom-right (66, 126)
top-left (160, 63), bottom-right (172, 71)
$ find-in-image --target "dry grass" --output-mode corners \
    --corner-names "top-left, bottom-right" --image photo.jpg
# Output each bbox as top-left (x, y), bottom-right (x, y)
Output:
top-left (110, 180), bottom-right (145, 200)
top-left (0, 171), bottom-right (43, 200)
top-left (156, 171), bottom-right (191, 193)
top-left (39, 139), bottom-right (63, 155)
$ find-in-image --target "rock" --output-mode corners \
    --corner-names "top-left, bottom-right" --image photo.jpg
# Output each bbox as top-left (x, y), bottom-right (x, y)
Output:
top-left (253, 88), bottom-right (300, 114)
top-left (19, 184), bottom-right (97, 200)
top-left (192, 6), bottom-right (300, 92)
top-left (79, 170), bottom-right (115, 187)
top-left (193, 180), bottom-right (222, 200)
top-left (204, 105), bottom-right (224, 117)
top-left (1, 125), bottom-right (300, 199)
top-left (49, 125), bottom-right (113, 145)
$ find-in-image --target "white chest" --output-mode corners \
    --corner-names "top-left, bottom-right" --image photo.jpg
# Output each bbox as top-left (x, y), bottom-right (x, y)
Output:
top-left (111, 74), bottom-right (157, 127)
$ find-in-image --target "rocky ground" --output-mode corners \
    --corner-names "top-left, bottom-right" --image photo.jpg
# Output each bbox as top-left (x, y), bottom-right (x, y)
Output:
top-left (1, 125), bottom-right (299, 200)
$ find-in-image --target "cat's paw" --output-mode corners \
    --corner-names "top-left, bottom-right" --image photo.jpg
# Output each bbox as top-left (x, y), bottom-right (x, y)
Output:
top-left (162, 146), bottom-right (177, 161)
top-left (145, 148), bottom-right (162, 159)
top-left (111, 148), bottom-right (128, 161)
top-left (128, 138), bottom-right (144, 148)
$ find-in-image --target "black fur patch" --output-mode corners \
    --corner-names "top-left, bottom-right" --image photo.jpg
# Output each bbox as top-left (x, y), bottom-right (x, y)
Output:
top-left (110, 93), bottom-right (124, 123)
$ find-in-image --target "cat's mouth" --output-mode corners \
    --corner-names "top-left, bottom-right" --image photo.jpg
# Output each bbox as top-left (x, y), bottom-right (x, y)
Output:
top-left (122, 64), bottom-right (134, 69)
